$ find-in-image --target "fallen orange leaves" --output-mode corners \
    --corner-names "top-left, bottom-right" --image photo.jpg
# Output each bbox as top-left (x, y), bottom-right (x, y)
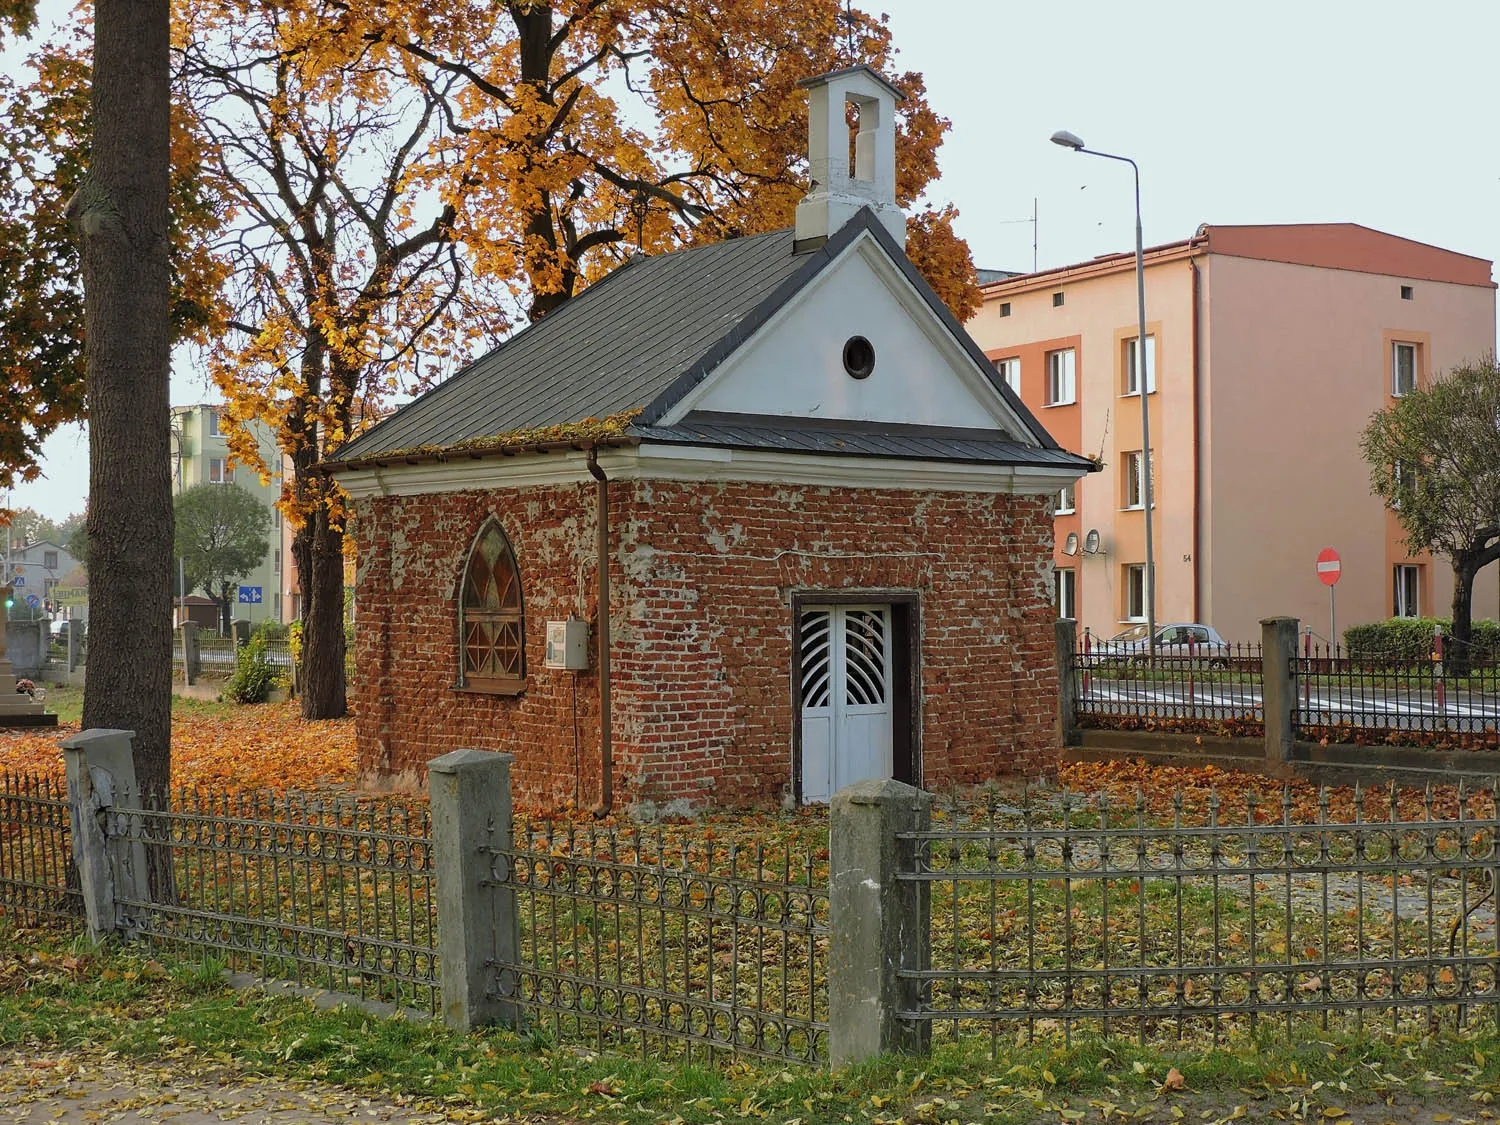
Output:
top-left (0, 702), bottom-right (355, 793)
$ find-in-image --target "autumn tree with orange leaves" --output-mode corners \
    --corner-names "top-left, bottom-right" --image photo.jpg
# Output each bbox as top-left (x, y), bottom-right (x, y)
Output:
top-left (176, 0), bottom-right (507, 719)
top-left (362, 0), bottom-right (980, 321)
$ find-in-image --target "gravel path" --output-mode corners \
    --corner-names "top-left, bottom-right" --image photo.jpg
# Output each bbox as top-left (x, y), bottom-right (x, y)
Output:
top-left (0, 1051), bottom-right (482, 1125)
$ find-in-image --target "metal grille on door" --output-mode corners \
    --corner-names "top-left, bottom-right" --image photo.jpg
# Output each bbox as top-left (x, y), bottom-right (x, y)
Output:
top-left (799, 606), bottom-right (893, 803)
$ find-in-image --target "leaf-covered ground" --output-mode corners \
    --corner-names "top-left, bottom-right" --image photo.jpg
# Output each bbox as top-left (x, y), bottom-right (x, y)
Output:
top-left (1, 928), bottom-right (1498, 1125)
top-left (0, 690), bottom-right (355, 793)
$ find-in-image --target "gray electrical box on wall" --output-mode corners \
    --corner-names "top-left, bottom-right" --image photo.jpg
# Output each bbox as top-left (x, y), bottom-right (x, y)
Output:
top-left (545, 619), bottom-right (590, 670)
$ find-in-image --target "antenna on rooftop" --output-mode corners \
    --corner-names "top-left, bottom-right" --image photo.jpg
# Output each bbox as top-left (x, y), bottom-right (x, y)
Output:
top-left (842, 0), bottom-right (856, 60)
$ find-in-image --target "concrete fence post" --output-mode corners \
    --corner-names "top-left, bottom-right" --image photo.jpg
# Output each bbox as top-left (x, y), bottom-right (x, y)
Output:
top-left (829, 777), bottom-right (933, 1068)
top-left (1055, 618), bottom-right (1079, 744)
top-left (66, 621), bottom-right (82, 673)
top-left (181, 622), bottom-right (201, 685)
top-left (60, 729), bottom-right (149, 942)
top-left (1260, 617), bottom-right (1300, 770)
top-left (428, 749), bottom-right (518, 1032)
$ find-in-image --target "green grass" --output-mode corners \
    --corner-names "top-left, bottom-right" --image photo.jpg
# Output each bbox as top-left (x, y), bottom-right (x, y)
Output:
top-left (34, 683), bottom-right (240, 724)
top-left (3, 924), bottom-right (1498, 1125)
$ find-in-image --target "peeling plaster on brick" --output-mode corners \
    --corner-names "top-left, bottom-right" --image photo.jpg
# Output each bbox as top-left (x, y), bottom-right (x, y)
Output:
top-left (349, 478), bottom-right (1062, 809)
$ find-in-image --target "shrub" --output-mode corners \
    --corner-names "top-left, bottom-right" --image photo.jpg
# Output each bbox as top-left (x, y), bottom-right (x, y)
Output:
top-left (1343, 617), bottom-right (1500, 667)
top-left (224, 633), bottom-right (285, 704)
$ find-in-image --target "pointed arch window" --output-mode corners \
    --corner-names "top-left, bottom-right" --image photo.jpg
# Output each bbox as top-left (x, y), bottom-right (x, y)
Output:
top-left (458, 520), bottom-right (526, 693)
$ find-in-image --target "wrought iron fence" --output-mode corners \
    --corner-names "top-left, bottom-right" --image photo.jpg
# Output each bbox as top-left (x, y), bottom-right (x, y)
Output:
top-left (0, 771), bottom-right (79, 925)
top-left (486, 817), bottom-right (830, 1064)
top-left (1076, 642), bottom-right (1264, 731)
top-left (109, 789), bottom-right (438, 1013)
top-left (1295, 639), bottom-right (1500, 747)
top-left (900, 787), bottom-right (1500, 1051)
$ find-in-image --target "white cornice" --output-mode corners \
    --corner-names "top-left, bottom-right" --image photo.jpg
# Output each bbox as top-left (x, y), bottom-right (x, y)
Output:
top-left (335, 443), bottom-right (1087, 500)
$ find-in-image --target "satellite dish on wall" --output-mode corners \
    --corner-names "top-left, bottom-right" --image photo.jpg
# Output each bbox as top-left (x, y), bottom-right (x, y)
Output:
top-left (1083, 529), bottom-right (1102, 555)
top-left (1063, 532), bottom-right (1079, 556)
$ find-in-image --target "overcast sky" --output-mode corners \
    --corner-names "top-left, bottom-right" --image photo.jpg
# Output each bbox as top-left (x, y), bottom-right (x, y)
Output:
top-left (13, 0), bottom-right (1500, 519)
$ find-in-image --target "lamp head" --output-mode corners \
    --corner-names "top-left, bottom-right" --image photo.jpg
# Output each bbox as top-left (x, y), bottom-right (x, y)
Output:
top-left (1050, 130), bottom-right (1085, 151)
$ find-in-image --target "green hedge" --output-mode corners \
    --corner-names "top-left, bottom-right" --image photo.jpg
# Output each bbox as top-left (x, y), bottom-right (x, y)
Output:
top-left (1343, 617), bottom-right (1500, 665)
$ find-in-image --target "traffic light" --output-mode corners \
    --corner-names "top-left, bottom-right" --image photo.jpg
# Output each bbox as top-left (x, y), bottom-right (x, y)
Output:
top-left (3, 590), bottom-right (12, 611)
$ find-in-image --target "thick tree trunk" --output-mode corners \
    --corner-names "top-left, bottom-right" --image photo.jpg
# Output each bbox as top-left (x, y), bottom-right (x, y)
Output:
top-left (1450, 557), bottom-right (1477, 677)
top-left (296, 509), bottom-right (346, 720)
top-left (73, 0), bottom-right (173, 800)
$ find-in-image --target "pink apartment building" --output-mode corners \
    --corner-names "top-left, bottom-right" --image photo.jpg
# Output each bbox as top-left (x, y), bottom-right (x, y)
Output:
top-left (966, 223), bottom-right (1498, 643)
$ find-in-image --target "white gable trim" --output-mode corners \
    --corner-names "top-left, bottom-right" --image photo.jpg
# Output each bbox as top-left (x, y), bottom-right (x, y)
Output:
top-left (335, 444), bottom-right (1086, 501)
top-left (659, 229), bottom-right (1033, 438)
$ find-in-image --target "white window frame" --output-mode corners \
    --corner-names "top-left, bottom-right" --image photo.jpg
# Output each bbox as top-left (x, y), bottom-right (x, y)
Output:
top-left (1123, 450), bottom-right (1145, 510)
top-left (1393, 565), bottom-right (1420, 618)
top-left (43, 550), bottom-right (58, 570)
top-left (1392, 342), bottom-right (1417, 396)
top-left (209, 457), bottom-right (234, 484)
top-left (273, 548), bottom-right (281, 575)
top-left (1055, 567), bottom-right (1076, 620)
top-left (208, 410), bottom-right (221, 437)
top-left (1124, 564), bottom-right (1146, 622)
top-left (1124, 334), bottom-right (1157, 396)
top-left (994, 356), bottom-right (1021, 395)
top-left (1055, 481), bottom-right (1076, 516)
top-left (1045, 348), bottom-right (1076, 406)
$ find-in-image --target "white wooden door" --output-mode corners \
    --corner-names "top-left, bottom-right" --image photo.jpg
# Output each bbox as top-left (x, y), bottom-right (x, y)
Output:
top-left (799, 605), bottom-right (894, 804)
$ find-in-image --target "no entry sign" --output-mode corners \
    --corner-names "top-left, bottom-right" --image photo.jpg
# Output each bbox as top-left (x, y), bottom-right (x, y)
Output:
top-left (1316, 548), bottom-right (1342, 587)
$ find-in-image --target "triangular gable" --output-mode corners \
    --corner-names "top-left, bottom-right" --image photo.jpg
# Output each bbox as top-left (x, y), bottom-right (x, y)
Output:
top-left (640, 210), bottom-right (1059, 449)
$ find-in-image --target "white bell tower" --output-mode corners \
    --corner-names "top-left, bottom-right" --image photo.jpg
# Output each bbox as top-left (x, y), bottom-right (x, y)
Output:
top-left (794, 65), bottom-right (907, 250)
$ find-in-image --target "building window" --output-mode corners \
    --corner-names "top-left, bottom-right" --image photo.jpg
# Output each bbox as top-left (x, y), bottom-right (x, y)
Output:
top-left (1393, 565), bottom-right (1420, 618)
top-left (1124, 564), bottom-right (1146, 621)
top-left (998, 302), bottom-right (1012, 318)
top-left (209, 457), bottom-right (234, 484)
top-left (1392, 342), bottom-right (1418, 396)
top-left (458, 518), bottom-right (526, 693)
top-left (1123, 450), bottom-right (1147, 509)
top-left (1400, 285), bottom-right (1414, 301)
top-left (273, 549), bottom-right (281, 575)
top-left (994, 356), bottom-right (1021, 395)
top-left (1124, 334), bottom-right (1157, 395)
top-left (1052, 292), bottom-right (1065, 308)
top-left (43, 550), bottom-right (58, 570)
top-left (208, 410), bottom-right (221, 437)
top-left (1054, 568), bottom-right (1076, 620)
top-left (1055, 482), bottom-right (1076, 515)
top-left (1045, 348), bottom-right (1076, 406)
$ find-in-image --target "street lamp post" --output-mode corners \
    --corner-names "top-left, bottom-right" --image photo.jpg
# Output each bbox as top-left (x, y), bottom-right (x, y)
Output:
top-left (1050, 130), bottom-right (1156, 660)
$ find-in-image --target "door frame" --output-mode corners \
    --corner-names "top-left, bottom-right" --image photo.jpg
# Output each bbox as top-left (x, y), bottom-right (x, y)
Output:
top-left (789, 590), bottom-right (922, 804)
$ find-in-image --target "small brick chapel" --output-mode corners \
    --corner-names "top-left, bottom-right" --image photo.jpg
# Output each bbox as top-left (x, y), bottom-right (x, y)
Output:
top-left (325, 66), bottom-right (1093, 812)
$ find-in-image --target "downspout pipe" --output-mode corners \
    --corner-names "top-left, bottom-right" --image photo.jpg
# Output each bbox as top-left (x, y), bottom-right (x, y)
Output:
top-left (586, 448), bottom-right (613, 816)
top-left (1189, 259), bottom-right (1202, 626)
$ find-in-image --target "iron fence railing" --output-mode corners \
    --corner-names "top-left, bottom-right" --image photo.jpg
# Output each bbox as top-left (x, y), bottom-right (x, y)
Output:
top-left (1295, 640), bottom-right (1500, 746)
top-left (1076, 642), bottom-right (1264, 730)
top-left (0, 771), bottom-right (80, 925)
top-left (109, 789), bottom-right (438, 1014)
top-left (486, 818), bottom-right (830, 1064)
top-left (900, 787), bottom-right (1500, 1050)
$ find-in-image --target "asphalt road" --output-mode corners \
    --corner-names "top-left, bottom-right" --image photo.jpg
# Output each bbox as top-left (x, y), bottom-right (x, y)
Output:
top-left (1079, 677), bottom-right (1500, 733)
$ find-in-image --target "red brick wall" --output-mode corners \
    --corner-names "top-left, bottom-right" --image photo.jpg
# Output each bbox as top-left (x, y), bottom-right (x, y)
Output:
top-left (349, 475), bottom-right (1061, 810)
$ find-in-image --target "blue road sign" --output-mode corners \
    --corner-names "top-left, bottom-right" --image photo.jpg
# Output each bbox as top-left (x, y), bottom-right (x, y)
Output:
top-left (238, 586), bottom-right (263, 604)
top-left (24, 594), bottom-right (39, 608)
top-left (10, 576), bottom-right (22, 587)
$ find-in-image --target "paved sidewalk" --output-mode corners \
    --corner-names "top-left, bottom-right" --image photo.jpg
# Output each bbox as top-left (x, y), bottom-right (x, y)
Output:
top-left (0, 1051), bottom-right (482, 1124)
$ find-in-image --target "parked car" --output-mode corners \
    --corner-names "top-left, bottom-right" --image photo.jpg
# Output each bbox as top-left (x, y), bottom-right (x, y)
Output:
top-left (1093, 622), bottom-right (1231, 667)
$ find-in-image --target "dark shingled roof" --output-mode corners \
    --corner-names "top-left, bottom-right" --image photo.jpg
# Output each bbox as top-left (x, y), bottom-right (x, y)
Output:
top-left (333, 226), bottom-right (810, 463)
top-left (635, 415), bottom-right (1089, 467)
top-left (328, 209), bottom-right (1082, 470)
